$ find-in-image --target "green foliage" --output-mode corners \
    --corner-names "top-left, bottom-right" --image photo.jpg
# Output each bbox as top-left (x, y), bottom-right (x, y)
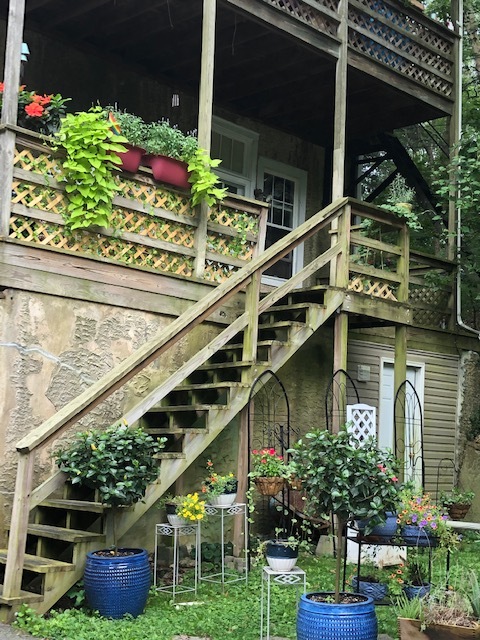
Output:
top-left (466, 570), bottom-right (480, 618)
top-left (105, 107), bottom-right (148, 148)
top-left (54, 421), bottom-right (166, 506)
top-left (187, 148), bottom-right (227, 207)
top-left (144, 120), bottom-right (198, 161)
top-left (290, 428), bottom-right (400, 525)
top-left (53, 107), bottom-right (128, 230)
top-left (380, 175), bottom-right (423, 230)
top-left (394, 591), bottom-right (424, 621)
top-left (467, 407), bottom-right (480, 442)
top-left (440, 487), bottom-right (475, 506)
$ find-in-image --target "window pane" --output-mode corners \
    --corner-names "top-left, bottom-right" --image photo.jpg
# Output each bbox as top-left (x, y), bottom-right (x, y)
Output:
top-left (231, 140), bottom-right (245, 174)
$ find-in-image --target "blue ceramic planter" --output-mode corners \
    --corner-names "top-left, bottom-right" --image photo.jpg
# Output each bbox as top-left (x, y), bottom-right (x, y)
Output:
top-left (404, 583), bottom-right (431, 599)
top-left (355, 512), bottom-right (398, 538)
top-left (297, 592), bottom-right (377, 640)
top-left (84, 548), bottom-right (151, 619)
top-left (351, 576), bottom-right (388, 602)
top-left (401, 525), bottom-right (438, 547)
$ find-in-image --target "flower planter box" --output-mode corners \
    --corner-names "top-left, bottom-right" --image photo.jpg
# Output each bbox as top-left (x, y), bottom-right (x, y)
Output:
top-left (144, 154), bottom-right (190, 190)
top-left (398, 617), bottom-right (480, 639)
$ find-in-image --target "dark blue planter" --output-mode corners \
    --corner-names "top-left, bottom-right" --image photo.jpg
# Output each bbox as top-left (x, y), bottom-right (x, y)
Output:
top-left (351, 576), bottom-right (388, 602)
top-left (404, 583), bottom-right (431, 599)
top-left (297, 592), bottom-right (377, 640)
top-left (401, 525), bottom-right (438, 547)
top-left (355, 512), bottom-right (398, 538)
top-left (84, 548), bottom-right (151, 619)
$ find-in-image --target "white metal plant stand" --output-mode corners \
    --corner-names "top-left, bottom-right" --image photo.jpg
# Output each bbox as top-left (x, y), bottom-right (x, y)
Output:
top-left (154, 522), bottom-right (199, 599)
top-left (199, 502), bottom-right (248, 587)
top-left (260, 566), bottom-right (306, 640)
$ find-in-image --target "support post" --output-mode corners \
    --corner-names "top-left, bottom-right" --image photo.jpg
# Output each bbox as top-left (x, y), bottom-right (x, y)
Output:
top-left (333, 312), bottom-right (349, 433)
top-left (0, 0), bottom-right (25, 237)
top-left (394, 325), bottom-right (407, 481)
top-left (195, 0), bottom-right (217, 278)
top-left (332, 0), bottom-right (348, 201)
top-left (3, 452), bottom-right (34, 598)
top-left (233, 408), bottom-right (248, 558)
top-left (242, 271), bottom-right (261, 376)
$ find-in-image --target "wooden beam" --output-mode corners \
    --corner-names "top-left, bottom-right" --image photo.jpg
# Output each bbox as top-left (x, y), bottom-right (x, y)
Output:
top-left (333, 312), bottom-right (349, 432)
top-left (394, 324), bottom-right (407, 480)
top-left (0, 0), bottom-right (25, 237)
top-left (332, 0), bottom-right (348, 200)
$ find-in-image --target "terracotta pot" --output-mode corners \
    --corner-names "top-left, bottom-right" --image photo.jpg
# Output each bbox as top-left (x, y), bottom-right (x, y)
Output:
top-left (254, 476), bottom-right (285, 496)
top-left (144, 154), bottom-right (190, 190)
top-left (398, 617), bottom-right (480, 639)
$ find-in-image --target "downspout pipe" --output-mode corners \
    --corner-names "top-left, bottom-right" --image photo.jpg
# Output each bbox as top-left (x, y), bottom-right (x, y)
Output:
top-left (452, 0), bottom-right (480, 338)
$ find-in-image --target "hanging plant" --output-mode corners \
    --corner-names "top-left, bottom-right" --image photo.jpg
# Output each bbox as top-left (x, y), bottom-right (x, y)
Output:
top-left (53, 106), bottom-right (128, 230)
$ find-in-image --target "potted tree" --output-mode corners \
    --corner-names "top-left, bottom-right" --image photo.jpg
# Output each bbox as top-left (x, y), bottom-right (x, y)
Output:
top-left (290, 427), bottom-right (400, 640)
top-left (54, 421), bottom-right (166, 619)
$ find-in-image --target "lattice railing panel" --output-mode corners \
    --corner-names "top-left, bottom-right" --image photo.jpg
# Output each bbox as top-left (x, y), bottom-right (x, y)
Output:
top-left (204, 261), bottom-right (237, 283)
top-left (348, 275), bottom-right (398, 300)
top-left (408, 285), bottom-right (450, 308)
top-left (349, 0), bottom-right (453, 97)
top-left (207, 233), bottom-right (254, 261)
top-left (14, 146), bottom-right (63, 177)
top-left (412, 308), bottom-right (449, 328)
top-left (12, 180), bottom-right (68, 215)
top-left (110, 208), bottom-right (196, 247)
top-left (263, 0), bottom-right (339, 35)
top-left (117, 178), bottom-right (195, 218)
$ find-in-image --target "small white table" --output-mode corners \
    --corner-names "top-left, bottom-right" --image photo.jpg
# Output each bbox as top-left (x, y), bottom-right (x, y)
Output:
top-left (260, 566), bottom-right (306, 640)
top-left (154, 522), bottom-right (199, 599)
top-left (198, 502), bottom-right (248, 587)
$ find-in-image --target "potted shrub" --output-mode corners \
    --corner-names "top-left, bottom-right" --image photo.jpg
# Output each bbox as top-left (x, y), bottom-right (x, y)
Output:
top-left (248, 447), bottom-right (292, 496)
top-left (290, 427), bottom-right (400, 640)
top-left (54, 421), bottom-right (166, 618)
top-left (440, 488), bottom-right (475, 521)
top-left (395, 572), bottom-right (480, 639)
top-left (0, 82), bottom-right (71, 135)
top-left (106, 107), bottom-right (148, 173)
top-left (201, 459), bottom-right (238, 506)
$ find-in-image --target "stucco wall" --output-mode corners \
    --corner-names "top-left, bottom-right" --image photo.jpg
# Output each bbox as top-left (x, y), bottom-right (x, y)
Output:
top-left (0, 288), bottom-right (220, 547)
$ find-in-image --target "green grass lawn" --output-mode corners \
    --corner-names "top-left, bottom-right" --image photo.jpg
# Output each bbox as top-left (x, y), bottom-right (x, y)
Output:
top-left (14, 536), bottom-right (480, 640)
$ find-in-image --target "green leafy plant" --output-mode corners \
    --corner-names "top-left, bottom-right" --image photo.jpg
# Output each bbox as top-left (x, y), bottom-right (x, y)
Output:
top-left (187, 148), bottom-right (227, 207)
top-left (53, 106), bottom-right (128, 230)
top-left (394, 591), bottom-right (424, 620)
top-left (105, 107), bottom-right (148, 148)
top-left (0, 82), bottom-right (71, 135)
top-left (380, 174), bottom-right (422, 230)
top-left (200, 458), bottom-right (237, 500)
top-left (465, 570), bottom-right (480, 619)
top-left (54, 420), bottom-right (166, 506)
top-left (440, 487), bottom-right (475, 506)
top-left (159, 492), bottom-right (206, 522)
top-left (143, 119), bottom-right (198, 160)
top-left (290, 427), bottom-right (400, 603)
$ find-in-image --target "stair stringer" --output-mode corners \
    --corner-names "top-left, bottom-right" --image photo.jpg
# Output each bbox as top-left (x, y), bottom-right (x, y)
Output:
top-left (113, 288), bottom-right (345, 540)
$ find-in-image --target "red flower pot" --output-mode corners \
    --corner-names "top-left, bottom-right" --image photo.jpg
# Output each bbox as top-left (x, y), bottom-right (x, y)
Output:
top-left (117, 144), bottom-right (145, 173)
top-left (144, 154), bottom-right (190, 190)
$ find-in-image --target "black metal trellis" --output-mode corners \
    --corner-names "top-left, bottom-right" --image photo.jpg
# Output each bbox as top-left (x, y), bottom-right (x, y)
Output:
top-left (394, 379), bottom-right (425, 487)
top-left (435, 457), bottom-right (456, 501)
top-left (247, 370), bottom-right (296, 535)
top-left (325, 368), bottom-right (360, 432)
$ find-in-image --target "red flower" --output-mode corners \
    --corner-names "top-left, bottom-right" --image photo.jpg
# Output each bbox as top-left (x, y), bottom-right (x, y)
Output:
top-left (38, 94), bottom-right (52, 106)
top-left (0, 82), bottom-right (4, 92)
top-left (31, 94), bottom-right (43, 103)
top-left (25, 102), bottom-right (44, 117)
top-left (268, 448), bottom-right (275, 455)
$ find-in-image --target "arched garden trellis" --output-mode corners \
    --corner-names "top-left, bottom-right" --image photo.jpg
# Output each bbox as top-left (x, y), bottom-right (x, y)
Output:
top-left (394, 379), bottom-right (425, 487)
top-left (325, 368), bottom-right (360, 432)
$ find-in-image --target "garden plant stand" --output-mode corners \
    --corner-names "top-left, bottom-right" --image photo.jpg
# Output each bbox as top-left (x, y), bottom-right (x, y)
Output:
top-left (154, 522), bottom-right (199, 599)
top-left (260, 565), bottom-right (306, 640)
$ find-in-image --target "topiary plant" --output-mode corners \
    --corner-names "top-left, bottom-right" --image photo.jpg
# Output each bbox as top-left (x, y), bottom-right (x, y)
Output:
top-left (53, 106), bottom-right (128, 230)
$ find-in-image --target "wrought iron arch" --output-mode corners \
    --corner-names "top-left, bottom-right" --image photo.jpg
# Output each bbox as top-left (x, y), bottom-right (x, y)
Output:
top-left (325, 368), bottom-right (360, 432)
top-left (435, 457), bottom-right (456, 501)
top-left (394, 379), bottom-right (425, 487)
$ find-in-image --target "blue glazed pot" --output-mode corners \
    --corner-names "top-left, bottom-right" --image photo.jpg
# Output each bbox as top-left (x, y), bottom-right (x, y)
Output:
top-left (84, 548), bottom-right (151, 619)
top-left (355, 512), bottom-right (398, 538)
top-left (297, 592), bottom-right (377, 640)
top-left (265, 539), bottom-right (298, 571)
top-left (404, 583), bottom-right (431, 599)
top-left (401, 525), bottom-right (438, 547)
top-left (351, 576), bottom-right (388, 602)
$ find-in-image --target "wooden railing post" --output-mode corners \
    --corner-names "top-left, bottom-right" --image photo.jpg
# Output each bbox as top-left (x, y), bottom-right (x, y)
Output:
top-left (397, 223), bottom-right (409, 304)
top-left (3, 452), bottom-right (34, 598)
top-left (242, 271), bottom-right (261, 379)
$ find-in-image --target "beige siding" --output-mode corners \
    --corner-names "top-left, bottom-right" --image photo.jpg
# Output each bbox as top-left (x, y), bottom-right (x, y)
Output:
top-left (347, 340), bottom-right (459, 494)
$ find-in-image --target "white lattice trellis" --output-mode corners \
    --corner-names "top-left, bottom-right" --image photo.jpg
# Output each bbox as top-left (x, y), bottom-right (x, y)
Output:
top-left (346, 403), bottom-right (377, 446)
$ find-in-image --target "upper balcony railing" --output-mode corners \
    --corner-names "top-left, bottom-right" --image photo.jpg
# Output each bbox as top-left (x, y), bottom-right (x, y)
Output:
top-left (5, 128), bottom-right (268, 284)
top-left (262, 0), bottom-right (455, 100)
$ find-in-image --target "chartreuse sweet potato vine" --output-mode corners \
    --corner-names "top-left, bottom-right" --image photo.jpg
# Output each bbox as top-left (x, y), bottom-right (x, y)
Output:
top-left (53, 106), bottom-right (128, 230)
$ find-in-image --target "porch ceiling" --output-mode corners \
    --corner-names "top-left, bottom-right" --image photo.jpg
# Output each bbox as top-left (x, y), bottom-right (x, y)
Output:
top-left (2, 0), bottom-right (445, 147)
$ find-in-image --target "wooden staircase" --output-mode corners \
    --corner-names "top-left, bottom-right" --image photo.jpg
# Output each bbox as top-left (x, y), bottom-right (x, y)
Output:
top-left (0, 288), bottom-right (343, 617)
top-left (1, 196), bottom-right (427, 620)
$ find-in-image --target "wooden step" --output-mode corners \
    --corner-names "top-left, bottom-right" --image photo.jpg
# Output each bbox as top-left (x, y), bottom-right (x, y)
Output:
top-left (197, 360), bottom-right (257, 371)
top-left (39, 499), bottom-right (108, 513)
top-left (25, 524), bottom-right (105, 543)
top-left (174, 381), bottom-right (250, 392)
top-left (146, 427), bottom-right (208, 435)
top-left (0, 551), bottom-right (74, 574)
top-left (156, 452), bottom-right (186, 459)
top-left (148, 404), bottom-right (224, 412)
top-left (0, 585), bottom-right (43, 605)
